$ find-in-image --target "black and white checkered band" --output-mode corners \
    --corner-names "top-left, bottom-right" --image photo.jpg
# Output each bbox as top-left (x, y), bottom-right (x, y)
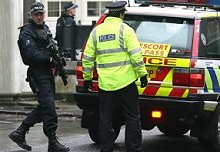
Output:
top-left (30, 6), bottom-right (45, 13)
top-left (66, 5), bottom-right (76, 10)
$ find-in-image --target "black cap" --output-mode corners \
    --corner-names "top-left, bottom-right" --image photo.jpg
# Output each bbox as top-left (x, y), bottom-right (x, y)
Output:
top-left (30, 2), bottom-right (45, 14)
top-left (106, 1), bottom-right (127, 12)
top-left (63, 2), bottom-right (78, 11)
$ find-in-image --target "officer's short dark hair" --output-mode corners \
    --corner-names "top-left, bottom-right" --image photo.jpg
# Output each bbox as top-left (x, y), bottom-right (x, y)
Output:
top-left (107, 10), bottom-right (125, 18)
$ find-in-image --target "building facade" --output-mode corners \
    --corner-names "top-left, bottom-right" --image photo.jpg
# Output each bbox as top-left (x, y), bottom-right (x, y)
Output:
top-left (0, 0), bottom-right (130, 95)
top-left (40, 0), bottom-right (115, 35)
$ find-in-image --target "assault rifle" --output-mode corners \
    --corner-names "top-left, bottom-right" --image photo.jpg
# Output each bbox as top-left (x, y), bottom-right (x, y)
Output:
top-left (47, 35), bottom-right (68, 86)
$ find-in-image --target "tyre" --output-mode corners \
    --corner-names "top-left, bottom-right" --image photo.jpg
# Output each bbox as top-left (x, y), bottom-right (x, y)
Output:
top-left (198, 104), bottom-right (220, 152)
top-left (87, 110), bottom-right (121, 144)
top-left (157, 121), bottom-right (189, 136)
top-left (87, 110), bottom-right (99, 144)
top-left (88, 125), bottom-right (99, 144)
top-left (88, 120), bottom-right (121, 144)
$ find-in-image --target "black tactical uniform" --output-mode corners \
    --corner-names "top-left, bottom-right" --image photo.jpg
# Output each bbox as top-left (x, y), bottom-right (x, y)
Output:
top-left (19, 18), bottom-right (58, 136)
top-left (8, 2), bottom-right (69, 152)
top-left (55, 2), bottom-right (78, 60)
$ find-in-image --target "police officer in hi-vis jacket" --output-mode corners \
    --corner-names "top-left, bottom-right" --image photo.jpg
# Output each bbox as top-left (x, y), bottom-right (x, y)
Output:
top-left (82, 1), bottom-right (148, 151)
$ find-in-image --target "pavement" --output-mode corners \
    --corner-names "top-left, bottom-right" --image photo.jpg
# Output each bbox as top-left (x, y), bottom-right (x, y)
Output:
top-left (0, 97), bottom-right (82, 118)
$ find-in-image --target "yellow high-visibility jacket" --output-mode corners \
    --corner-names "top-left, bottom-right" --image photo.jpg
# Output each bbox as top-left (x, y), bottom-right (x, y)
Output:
top-left (82, 17), bottom-right (147, 91)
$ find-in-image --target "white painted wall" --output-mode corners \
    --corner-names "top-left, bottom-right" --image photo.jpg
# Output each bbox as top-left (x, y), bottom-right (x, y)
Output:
top-left (0, 0), bottom-right (31, 94)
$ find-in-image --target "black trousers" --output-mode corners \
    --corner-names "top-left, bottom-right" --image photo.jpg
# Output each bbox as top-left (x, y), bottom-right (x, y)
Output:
top-left (99, 82), bottom-right (142, 152)
top-left (23, 77), bottom-right (58, 137)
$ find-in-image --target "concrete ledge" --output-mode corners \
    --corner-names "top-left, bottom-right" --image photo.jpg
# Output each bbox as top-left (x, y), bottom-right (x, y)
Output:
top-left (0, 99), bottom-right (82, 118)
top-left (0, 93), bottom-right (75, 103)
top-left (0, 110), bottom-right (27, 115)
top-left (0, 109), bottom-right (81, 118)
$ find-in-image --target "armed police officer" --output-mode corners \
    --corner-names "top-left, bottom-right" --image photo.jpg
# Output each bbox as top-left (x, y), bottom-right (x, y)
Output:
top-left (82, 1), bottom-right (148, 152)
top-left (55, 2), bottom-right (78, 60)
top-left (8, 2), bottom-right (69, 152)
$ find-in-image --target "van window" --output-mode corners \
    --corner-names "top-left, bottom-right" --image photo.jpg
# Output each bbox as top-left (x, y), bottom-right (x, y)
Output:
top-left (124, 15), bottom-right (194, 58)
top-left (206, 19), bottom-right (220, 58)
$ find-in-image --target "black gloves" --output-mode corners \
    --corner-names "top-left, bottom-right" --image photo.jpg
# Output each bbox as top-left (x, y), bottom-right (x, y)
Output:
top-left (140, 74), bottom-right (148, 88)
top-left (83, 80), bottom-right (93, 91)
top-left (49, 57), bottom-right (58, 68)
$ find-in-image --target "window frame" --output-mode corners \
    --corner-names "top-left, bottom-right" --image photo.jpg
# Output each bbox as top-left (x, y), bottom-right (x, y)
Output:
top-left (124, 14), bottom-right (194, 58)
top-left (45, 0), bottom-right (75, 21)
top-left (199, 18), bottom-right (220, 59)
top-left (84, 0), bottom-right (113, 20)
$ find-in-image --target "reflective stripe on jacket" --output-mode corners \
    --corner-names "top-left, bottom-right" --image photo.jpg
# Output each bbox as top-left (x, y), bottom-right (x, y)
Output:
top-left (82, 17), bottom-right (147, 91)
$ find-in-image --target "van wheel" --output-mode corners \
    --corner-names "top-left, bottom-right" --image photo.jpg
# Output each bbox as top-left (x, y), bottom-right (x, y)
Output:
top-left (158, 122), bottom-right (189, 136)
top-left (198, 105), bottom-right (220, 152)
top-left (88, 121), bottom-right (121, 144)
top-left (87, 110), bottom-right (100, 144)
top-left (88, 125), bottom-right (99, 144)
top-left (87, 110), bottom-right (121, 144)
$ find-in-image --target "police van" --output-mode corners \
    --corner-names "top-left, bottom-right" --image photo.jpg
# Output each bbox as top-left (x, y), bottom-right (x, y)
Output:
top-left (74, 0), bottom-right (220, 151)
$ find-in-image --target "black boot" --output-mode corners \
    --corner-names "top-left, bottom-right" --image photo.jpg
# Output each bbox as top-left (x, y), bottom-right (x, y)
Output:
top-left (48, 134), bottom-right (70, 152)
top-left (8, 122), bottom-right (31, 151)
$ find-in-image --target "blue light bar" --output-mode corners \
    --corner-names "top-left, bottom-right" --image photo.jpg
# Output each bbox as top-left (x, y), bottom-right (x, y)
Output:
top-left (208, 0), bottom-right (220, 5)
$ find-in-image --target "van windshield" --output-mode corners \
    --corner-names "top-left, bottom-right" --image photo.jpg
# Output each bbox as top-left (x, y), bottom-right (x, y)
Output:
top-left (124, 15), bottom-right (194, 58)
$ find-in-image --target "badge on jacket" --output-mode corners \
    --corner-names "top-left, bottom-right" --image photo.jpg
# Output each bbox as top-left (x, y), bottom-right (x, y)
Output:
top-left (25, 40), bottom-right (30, 46)
top-left (99, 34), bottom-right (115, 42)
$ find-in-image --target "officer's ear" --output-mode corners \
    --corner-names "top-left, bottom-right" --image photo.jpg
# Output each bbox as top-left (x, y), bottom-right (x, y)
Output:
top-left (120, 12), bottom-right (125, 19)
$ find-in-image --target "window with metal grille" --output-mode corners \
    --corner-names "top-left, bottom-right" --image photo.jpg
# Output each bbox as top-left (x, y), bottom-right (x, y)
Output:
top-left (48, 1), bottom-right (74, 17)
